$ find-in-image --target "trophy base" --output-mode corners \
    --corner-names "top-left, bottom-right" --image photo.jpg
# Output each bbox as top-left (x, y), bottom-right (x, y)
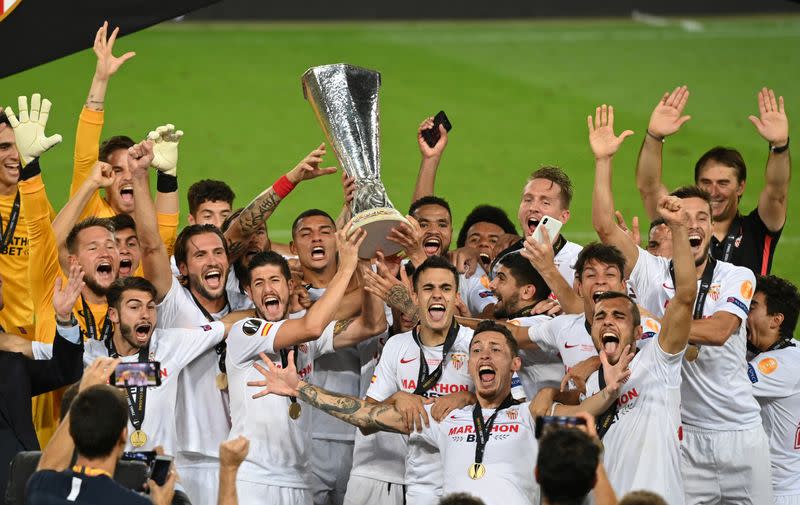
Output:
top-left (349, 207), bottom-right (409, 259)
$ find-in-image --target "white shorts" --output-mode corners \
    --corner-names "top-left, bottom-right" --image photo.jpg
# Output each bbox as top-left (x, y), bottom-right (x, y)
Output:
top-left (311, 439), bottom-right (354, 505)
top-left (237, 480), bottom-right (312, 505)
top-left (681, 425), bottom-right (773, 505)
top-left (775, 496), bottom-right (800, 505)
top-left (344, 475), bottom-right (405, 505)
top-left (176, 458), bottom-right (219, 505)
top-left (405, 489), bottom-right (439, 505)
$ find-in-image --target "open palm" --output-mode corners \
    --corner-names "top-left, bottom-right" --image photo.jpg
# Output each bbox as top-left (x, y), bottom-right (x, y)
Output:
top-left (749, 87), bottom-right (788, 145)
top-left (588, 104), bottom-right (634, 160)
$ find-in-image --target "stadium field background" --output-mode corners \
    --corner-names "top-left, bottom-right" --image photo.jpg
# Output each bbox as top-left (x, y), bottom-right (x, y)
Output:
top-left (2, 16), bottom-right (799, 279)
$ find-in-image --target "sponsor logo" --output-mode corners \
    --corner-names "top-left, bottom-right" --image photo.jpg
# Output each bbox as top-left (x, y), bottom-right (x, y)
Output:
top-left (616, 388), bottom-right (639, 407)
top-left (734, 235), bottom-right (742, 248)
top-left (642, 332), bottom-right (656, 340)
top-left (370, 374), bottom-right (377, 384)
top-left (400, 357), bottom-right (417, 364)
top-left (17, 326), bottom-right (26, 335)
top-left (401, 379), bottom-right (468, 396)
top-left (478, 291), bottom-right (493, 299)
top-left (511, 375), bottom-right (522, 387)
top-left (480, 275), bottom-right (490, 289)
top-left (662, 282), bottom-right (675, 290)
top-left (160, 368), bottom-right (169, 378)
top-left (242, 319), bottom-right (261, 336)
top-left (747, 363), bottom-right (758, 383)
top-left (758, 357), bottom-right (778, 375)
top-left (740, 280), bottom-right (754, 300)
top-left (726, 297), bottom-right (749, 314)
top-left (564, 342), bottom-right (580, 349)
top-left (450, 353), bottom-right (465, 370)
top-left (449, 423), bottom-right (520, 436)
top-left (201, 324), bottom-right (212, 331)
top-left (678, 425), bottom-right (683, 442)
top-left (645, 319), bottom-right (660, 332)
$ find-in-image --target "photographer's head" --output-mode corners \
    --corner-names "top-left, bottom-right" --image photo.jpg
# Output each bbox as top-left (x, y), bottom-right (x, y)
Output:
top-left (69, 385), bottom-right (128, 461)
top-left (536, 428), bottom-right (600, 505)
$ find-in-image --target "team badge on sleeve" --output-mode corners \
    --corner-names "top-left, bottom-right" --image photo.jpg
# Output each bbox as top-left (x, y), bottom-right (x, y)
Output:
top-left (758, 357), bottom-right (778, 375)
top-left (740, 280), bottom-right (754, 300)
top-left (242, 319), bottom-right (262, 336)
top-left (747, 363), bottom-right (758, 383)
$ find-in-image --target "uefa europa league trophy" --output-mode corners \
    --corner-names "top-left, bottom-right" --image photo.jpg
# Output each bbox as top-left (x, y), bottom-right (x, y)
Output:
top-left (302, 64), bottom-right (409, 259)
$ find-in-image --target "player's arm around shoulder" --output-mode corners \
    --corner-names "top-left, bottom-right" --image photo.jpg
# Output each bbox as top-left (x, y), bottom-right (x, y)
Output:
top-left (748, 348), bottom-right (800, 399)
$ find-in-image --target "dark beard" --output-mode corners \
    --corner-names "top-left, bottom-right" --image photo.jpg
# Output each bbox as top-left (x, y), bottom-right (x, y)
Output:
top-left (118, 322), bottom-right (145, 351)
top-left (189, 271), bottom-right (226, 301)
top-left (695, 242), bottom-right (712, 267)
top-left (84, 274), bottom-right (111, 297)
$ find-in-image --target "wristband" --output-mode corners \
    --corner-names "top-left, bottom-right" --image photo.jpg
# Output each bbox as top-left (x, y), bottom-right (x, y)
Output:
top-left (273, 175), bottom-right (296, 199)
top-left (56, 312), bottom-right (78, 327)
top-left (770, 137), bottom-right (790, 154)
top-left (157, 172), bottom-right (178, 193)
top-left (646, 130), bottom-right (665, 143)
top-left (19, 158), bottom-right (42, 181)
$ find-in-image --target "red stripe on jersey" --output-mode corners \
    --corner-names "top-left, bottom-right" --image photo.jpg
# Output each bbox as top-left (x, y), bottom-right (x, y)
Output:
top-left (761, 234), bottom-right (773, 276)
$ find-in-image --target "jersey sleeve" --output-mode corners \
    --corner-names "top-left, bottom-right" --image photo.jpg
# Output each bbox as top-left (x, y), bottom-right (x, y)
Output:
top-left (309, 320), bottom-right (336, 361)
top-left (529, 318), bottom-right (560, 355)
top-left (155, 276), bottom-right (192, 329)
top-left (159, 321), bottom-right (226, 369)
top-left (748, 352), bottom-right (800, 399)
top-left (649, 334), bottom-right (685, 388)
top-left (713, 265), bottom-right (756, 322)
top-left (32, 342), bottom-right (53, 360)
top-left (460, 272), bottom-right (496, 316)
top-left (157, 212), bottom-right (179, 257)
top-left (70, 107), bottom-right (104, 198)
top-left (411, 404), bottom-right (441, 447)
top-left (226, 318), bottom-right (285, 368)
top-left (365, 337), bottom-right (401, 402)
top-left (629, 247), bottom-right (670, 317)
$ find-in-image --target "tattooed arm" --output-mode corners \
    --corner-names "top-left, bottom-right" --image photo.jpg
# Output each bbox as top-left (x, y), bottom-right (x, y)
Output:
top-left (224, 144), bottom-right (337, 263)
top-left (332, 265), bottom-right (388, 350)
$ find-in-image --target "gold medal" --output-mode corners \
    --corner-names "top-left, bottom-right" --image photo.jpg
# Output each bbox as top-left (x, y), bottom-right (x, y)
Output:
top-left (216, 372), bottom-right (228, 390)
top-left (468, 463), bottom-right (486, 480)
top-left (289, 402), bottom-right (302, 420)
top-left (684, 344), bottom-right (700, 362)
top-left (130, 429), bottom-right (148, 448)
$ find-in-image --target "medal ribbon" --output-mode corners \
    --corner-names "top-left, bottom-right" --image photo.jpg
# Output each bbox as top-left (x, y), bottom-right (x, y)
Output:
top-left (669, 255), bottom-right (717, 321)
top-left (280, 346), bottom-right (300, 408)
top-left (105, 335), bottom-right (150, 434)
top-left (188, 290), bottom-right (230, 375)
top-left (411, 321), bottom-right (459, 395)
top-left (0, 190), bottom-right (20, 251)
top-left (717, 214), bottom-right (743, 263)
top-left (80, 295), bottom-right (113, 341)
top-left (471, 394), bottom-right (515, 468)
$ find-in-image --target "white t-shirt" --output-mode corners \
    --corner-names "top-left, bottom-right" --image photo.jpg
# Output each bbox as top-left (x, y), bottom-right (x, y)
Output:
top-left (460, 266), bottom-right (496, 317)
top-left (51, 322), bottom-right (225, 455)
top-left (349, 332), bottom-right (407, 484)
top-left (509, 315), bottom-right (563, 397)
top-left (529, 313), bottom-right (598, 373)
top-left (412, 402), bottom-right (539, 505)
top-left (584, 336), bottom-right (686, 504)
top-left (749, 345), bottom-right (800, 496)
top-left (226, 317), bottom-right (336, 488)
top-left (630, 247), bottom-right (760, 430)
top-left (367, 325), bottom-right (474, 500)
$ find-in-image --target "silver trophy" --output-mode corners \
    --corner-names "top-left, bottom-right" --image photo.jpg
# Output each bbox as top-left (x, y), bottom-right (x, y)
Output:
top-left (302, 64), bottom-right (408, 259)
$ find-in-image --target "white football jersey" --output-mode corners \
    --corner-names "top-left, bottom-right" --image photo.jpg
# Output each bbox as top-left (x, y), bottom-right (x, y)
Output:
top-left (52, 322), bottom-right (225, 455)
top-left (226, 317), bottom-right (336, 488)
top-left (630, 247), bottom-right (760, 430)
top-left (412, 402), bottom-right (539, 505)
top-left (529, 313), bottom-right (598, 373)
top-left (749, 345), bottom-right (800, 496)
top-left (554, 239), bottom-right (583, 285)
top-left (460, 265), bottom-right (496, 317)
top-left (509, 315), bottom-right (563, 397)
top-left (584, 336), bottom-right (686, 504)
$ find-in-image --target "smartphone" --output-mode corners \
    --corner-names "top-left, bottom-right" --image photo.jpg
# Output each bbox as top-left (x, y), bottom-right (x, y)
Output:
top-left (121, 451), bottom-right (157, 467)
top-left (534, 415), bottom-right (587, 439)
top-left (150, 455), bottom-right (173, 486)
top-left (421, 110), bottom-right (452, 148)
top-left (111, 362), bottom-right (161, 388)
top-left (530, 216), bottom-right (563, 245)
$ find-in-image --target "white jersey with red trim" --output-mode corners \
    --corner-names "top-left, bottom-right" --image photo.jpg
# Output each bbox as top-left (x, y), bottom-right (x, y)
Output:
top-left (509, 315), bottom-right (563, 396)
top-left (749, 345), bottom-right (800, 496)
top-left (528, 313), bottom-right (598, 373)
top-left (226, 317), bottom-right (336, 488)
top-left (367, 325), bottom-right (474, 500)
top-left (412, 402), bottom-right (539, 505)
top-left (630, 247), bottom-right (760, 430)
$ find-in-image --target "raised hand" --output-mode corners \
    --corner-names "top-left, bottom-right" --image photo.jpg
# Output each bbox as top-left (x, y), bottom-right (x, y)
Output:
top-left (5, 94), bottom-right (63, 164)
top-left (559, 355), bottom-right (601, 393)
top-left (248, 351), bottom-right (301, 399)
top-left (448, 247), bottom-right (480, 278)
top-left (614, 210), bottom-right (641, 246)
top-left (93, 21), bottom-right (135, 81)
top-left (79, 356), bottom-right (120, 392)
top-left (342, 172), bottom-right (356, 209)
top-left (362, 257), bottom-right (404, 303)
top-left (657, 195), bottom-right (687, 227)
top-left (147, 124), bottom-right (183, 176)
top-left (286, 143), bottom-right (337, 184)
top-left (648, 85), bottom-right (691, 138)
top-left (417, 116), bottom-right (448, 159)
top-left (88, 161), bottom-right (114, 189)
top-left (600, 345), bottom-right (634, 397)
top-left (219, 436), bottom-right (250, 469)
top-left (588, 104), bottom-right (634, 160)
top-left (748, 87), bottom-right (789, 146)
top-left (127, 139), bottom-right (155, 179)
top-left (521, 226), bottom-right (555, 273)
top-left (387, 216), bottom-right (426, 266)
top-left (335, 221), bottom-right (367, 271)
top-left (53, 264), bottom-right (85, 321)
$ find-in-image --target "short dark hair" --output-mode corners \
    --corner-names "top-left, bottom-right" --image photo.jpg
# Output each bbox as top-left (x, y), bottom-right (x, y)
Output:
top-left (756, 275), bottom-right (800, 340)
top-left (110, 213), bottom-right (137, 234)
top-left (66, 217), bottom-right (116, 254)
top-left (187, 179), bottom-right (235, 216)
top-left (573, 242), bottom-right (626, 281)
top-left (244, 251), bottom-right (291, 287)
top-left (174, 224), bottom-right (228, 271)
top-left (69, 385), bottom-right (128, 459)
top-left (498, 253), bottom-right (551, 303)
top-left (456, 205), bottom-right (517, 248)
top-left (537, 428), bottom-right (600, 505)
top-left (106, 276), bottom-right (157, 311)
top-left (99, 135), bottom-right (134, 163)
top-left (670, 185), bottom-right (712, 215)
top-left (412, 255), bottom-right (460, 291)
top-left (438, 493), bottom-right (486, 505)
top-left (472, 320), bottom-right (519, 357)
top-left (648, 217), bottom-right (666, 232)
top-left (594, 291), bottom-right (641, 327)
top-left (292, 209), bottom-right (335, 237)
top-left (694, 146), bottom-right (747, 184)
top-left (619, 491), bottom-right (669, 505)
top-left (409, 195), bottom-right (452, 219)
top-left (0, 111), bottom-right (10, 128)
top-left (528, 166), bottom-right (573, 209)
top-left (59, 383), bottom-right (80, 421)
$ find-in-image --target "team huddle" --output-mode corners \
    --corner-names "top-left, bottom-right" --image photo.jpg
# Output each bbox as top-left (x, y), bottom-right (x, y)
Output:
top-left (0, 22), bottom-right (796, 505)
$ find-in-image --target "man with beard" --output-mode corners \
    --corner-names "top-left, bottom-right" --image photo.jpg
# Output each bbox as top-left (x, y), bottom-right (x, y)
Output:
top-left (591, 103), bottom-right (770, 504)
top-left (248, 319), bottom-right (632, 505)
top-left (635, 86), bottom-right (791, 275)
top-left (224, 226), bottom-right (386, 505)
top-left (746, 275), bottom-right (800, 504)
top-left (456, 205), bottom-right (518, 270)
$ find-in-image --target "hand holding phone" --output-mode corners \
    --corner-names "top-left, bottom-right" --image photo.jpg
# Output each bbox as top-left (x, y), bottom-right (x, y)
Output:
top-left (111, 362), bottom-right (161, 388)
top-left (531, 216), bottom-right (563, 245)
top-left (534, 415), bottom-right (587, 439)
top-left (421, 110), bottom-right (452, 149)
top-left (150, 455), bottom-right (173, 486)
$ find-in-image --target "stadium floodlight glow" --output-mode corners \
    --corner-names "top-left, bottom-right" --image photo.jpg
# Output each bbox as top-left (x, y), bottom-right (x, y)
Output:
top-left (302, 63), bottom-right (409, 259)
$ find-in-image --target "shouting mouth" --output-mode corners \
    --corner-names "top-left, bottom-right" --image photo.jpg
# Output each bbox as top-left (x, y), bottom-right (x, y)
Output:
top-left (601, 332), bottom-right (620, 354)
top-left (423, 237), bottom-right (441, 256)
top-left (478, 365), bottom-right (496, 385)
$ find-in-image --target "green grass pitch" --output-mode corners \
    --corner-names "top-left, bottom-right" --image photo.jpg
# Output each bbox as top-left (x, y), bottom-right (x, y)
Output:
top-left (2, 16), bottom-right (799, 280)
